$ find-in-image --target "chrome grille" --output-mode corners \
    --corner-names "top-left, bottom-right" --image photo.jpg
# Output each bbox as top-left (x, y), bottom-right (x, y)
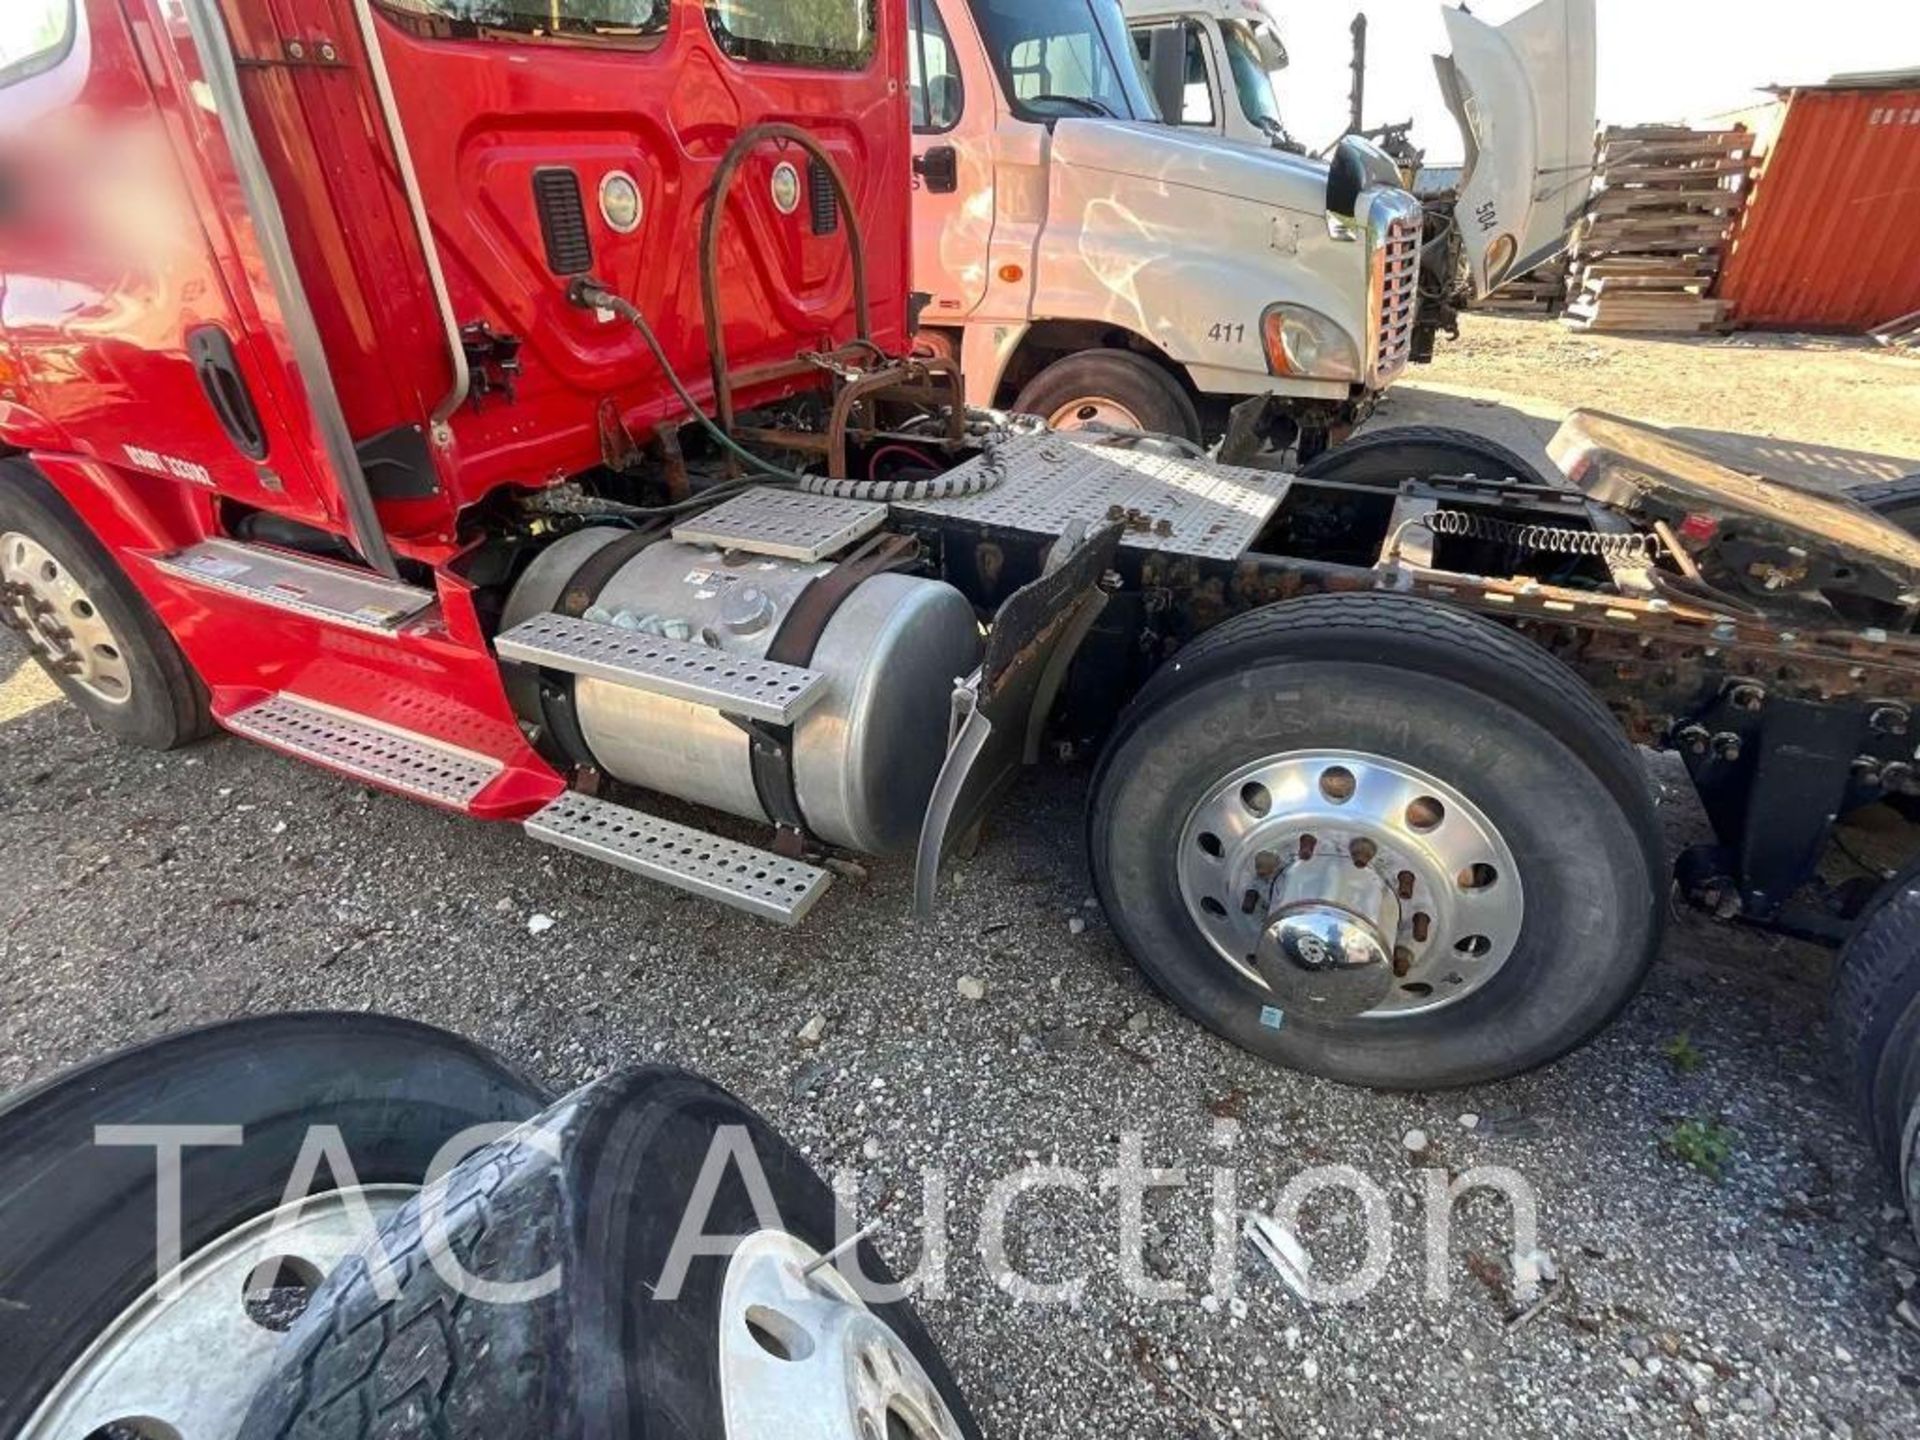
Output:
top-left (1370, 215), bottom-right (1422, 386)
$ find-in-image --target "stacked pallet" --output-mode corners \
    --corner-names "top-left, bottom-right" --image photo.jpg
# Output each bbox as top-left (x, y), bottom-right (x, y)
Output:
top-left (1563, 125), bottom-right (1754, 334)
top-left (1476, 254), bottom-right (1570, 316)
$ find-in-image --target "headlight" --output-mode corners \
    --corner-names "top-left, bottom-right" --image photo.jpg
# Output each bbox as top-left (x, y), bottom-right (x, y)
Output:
top-left (1261, 304), bottom-right (1361, 381)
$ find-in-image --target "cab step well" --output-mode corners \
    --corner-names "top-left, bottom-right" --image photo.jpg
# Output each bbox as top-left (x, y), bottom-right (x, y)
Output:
top-left (524, 790), bottom-right (831, 926)
top-left (151, 540), bottom-right (435, 633)
top-left (225, 694), bottom-right (504, 811)
top-left (494, 613), bottom-right (828, 725)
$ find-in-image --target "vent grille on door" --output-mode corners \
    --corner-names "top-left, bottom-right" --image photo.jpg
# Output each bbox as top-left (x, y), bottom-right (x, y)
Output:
top-left (808, 159), bottom-right (839, 237)
top-left (532, 168), bottom-right (593, 275)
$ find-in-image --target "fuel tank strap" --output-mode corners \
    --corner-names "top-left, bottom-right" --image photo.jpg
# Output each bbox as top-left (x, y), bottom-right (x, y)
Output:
top-left (748, 532), bottom-right (923, 852)
top-left (534, 524), bottom-right (672, 771)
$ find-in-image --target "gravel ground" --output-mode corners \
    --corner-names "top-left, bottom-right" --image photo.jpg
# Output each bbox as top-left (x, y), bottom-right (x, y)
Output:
top-left (3, 638), bottom-right (1918, 1437)
top-left (1363, 316), bottom-right (1920, 498)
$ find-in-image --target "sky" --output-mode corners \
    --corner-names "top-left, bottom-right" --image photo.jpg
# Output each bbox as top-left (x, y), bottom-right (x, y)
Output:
top-left (1267, 0), bottom-right (1920, 162)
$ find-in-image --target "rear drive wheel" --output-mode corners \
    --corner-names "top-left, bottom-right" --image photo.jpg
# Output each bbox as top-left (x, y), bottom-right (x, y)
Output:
top-left (1014, 350), bottom-right (1202, 444)
top-left (1089, 593), bottom-right (1664, 1089)
top-left (1831, 859), bottom-right (1920, 1172)
top-left (1301, 424), bottom-right (1560, 490)
top-left (240, 1067), bottom-right (979, 1440)
top-left (2, 1013), bottom-right (547, 1440)
top-left (0, 458), bottom-right (210, 748)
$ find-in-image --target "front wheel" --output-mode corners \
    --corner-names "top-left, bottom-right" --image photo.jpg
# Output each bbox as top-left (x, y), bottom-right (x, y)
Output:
top-left (0, 458), bottom-right (210, 748)
top-left (1013, 350), bottom-right (1203, 444)
top-left (1089, 593), bottom-right (1665, 1090)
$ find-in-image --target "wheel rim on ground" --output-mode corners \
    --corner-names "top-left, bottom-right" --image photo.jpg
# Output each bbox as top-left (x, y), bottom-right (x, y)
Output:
top-left (1176, 750), bottom-right (1525, 1020)
top-left (22, 1187), bottom-right (415, 1440)
top-left (719, 1229), bottom-right (965, 1440)
top-left (1, 531), bottom-right (135, 706)
top-left (1045, 396), bottom-right (1144, 431)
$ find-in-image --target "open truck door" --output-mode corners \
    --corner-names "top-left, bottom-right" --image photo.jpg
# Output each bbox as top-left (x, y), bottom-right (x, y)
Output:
top-left (1435, 0), bottom-right (1597, 299)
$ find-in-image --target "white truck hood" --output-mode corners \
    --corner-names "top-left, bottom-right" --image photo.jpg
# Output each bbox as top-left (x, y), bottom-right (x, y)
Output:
top-left (1049, 118), bottom-right (1328, 219)
top-left (1435, 0), bottom-right (1597, 299)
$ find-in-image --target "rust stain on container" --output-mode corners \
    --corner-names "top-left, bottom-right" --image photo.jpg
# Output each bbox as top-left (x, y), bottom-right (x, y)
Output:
top-left (1719, 88), bottom-right (1920, 332)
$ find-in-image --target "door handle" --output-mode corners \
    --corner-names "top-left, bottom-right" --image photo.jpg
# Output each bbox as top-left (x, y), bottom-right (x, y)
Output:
top-left (187, 325), bottom-right (269, 462)
top-left (914, 146), bottom-right (959, 195)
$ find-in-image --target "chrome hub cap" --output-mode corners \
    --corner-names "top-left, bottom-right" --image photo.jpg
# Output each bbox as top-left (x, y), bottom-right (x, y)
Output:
top-left (1178, 751), bottom-right (1525, 1019)
top-left (1, 532), bottom-right (134, 705)
top-left (22, 1187), bottom-right (415, 1440)
top-left (720, 1230), bottom-right (963, 1440)
top-left (1046, 396), bottom-right (1144, 431)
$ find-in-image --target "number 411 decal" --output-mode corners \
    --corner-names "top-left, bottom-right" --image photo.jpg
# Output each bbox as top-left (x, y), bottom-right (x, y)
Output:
top-left (1207, 321), bottom-right (1247, 345)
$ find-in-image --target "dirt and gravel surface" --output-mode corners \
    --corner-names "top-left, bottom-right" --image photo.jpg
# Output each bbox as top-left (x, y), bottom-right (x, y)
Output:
top-left (1368, 315), bottom-right (1920, 494)
top-left (5, 324), bottom-right (1920, 1436)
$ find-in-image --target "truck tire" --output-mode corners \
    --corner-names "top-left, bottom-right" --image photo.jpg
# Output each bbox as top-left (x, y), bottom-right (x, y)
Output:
top-left (1014, 350), bottom-right (1203, 444)
top-left (1300, 424), bottom-right (1559, 490)
top-left (1904, 1103), bottom-right (1920, 1246)
top-left (1830, 860), bottom-right (1920, 1172)
top-left (1088, 593), bottom-right (1665, 1090)
top-left (240, 1067), bottom-right (979, 1440)
top-left (1850, 472), bottom-right (1920, 536)
top-left (1, 1013), bottom-right (547, 1440)
top-left (0, 458), bottom-right (211, 748)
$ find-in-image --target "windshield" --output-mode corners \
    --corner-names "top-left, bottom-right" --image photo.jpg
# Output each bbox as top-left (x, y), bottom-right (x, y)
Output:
top-left (1219, 19), bottom-right (1283, 132)
top-left (970, 0), bottom-right (1159, 123)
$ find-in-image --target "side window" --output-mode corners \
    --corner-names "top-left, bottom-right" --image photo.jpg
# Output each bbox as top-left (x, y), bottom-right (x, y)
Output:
top-left (908, 0), bottom-right (963, 134)
top-left (1131, 22), bottom-right (1213, 126)
top-left (707, 0), bottom-right (877, 71)
top-left (0, 0), bottom-right (74, 88)
top-left (375, 1), bottom-right (669, 45)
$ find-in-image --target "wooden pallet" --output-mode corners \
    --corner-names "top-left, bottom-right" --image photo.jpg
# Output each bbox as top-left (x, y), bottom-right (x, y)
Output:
top-left (1562, 124), bottom-right (1756, 334)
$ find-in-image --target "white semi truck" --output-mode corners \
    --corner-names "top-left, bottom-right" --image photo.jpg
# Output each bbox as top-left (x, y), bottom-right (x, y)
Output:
top-left (907, 0), bottom-right (1596, 455)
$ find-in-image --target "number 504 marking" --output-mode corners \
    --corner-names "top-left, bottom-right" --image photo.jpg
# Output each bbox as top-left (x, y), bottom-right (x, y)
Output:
top-left (1207, 321), bottom-right (1247, 344)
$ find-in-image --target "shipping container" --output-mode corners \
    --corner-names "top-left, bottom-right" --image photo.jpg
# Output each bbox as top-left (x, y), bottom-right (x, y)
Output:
top-left (1718, 77), bottom-right (1920, 333)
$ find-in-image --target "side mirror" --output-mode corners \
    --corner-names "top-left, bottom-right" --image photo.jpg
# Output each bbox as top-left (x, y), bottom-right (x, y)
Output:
top-left (1326, 133), bottom-right (1402, 219)
top-left (914, 146), bottom-right (959, 195)
top-left (1146, 26), bottom-right (1187, 123)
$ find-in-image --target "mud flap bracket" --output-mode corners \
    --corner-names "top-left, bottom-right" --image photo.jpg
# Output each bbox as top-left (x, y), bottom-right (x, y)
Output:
top-left (912, 522), bottom-right (1123, 917)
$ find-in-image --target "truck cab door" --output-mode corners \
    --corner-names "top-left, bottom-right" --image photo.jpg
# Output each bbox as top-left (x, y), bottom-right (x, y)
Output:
top-left (910, 0), bottom-right (999, 322)
top-left (0, 0), bottom-right (337, 528)
top-left (1435, 0), bottom-right (1597, 298)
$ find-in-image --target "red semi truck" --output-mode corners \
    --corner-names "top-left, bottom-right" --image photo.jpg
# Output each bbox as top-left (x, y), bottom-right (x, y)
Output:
top-left (3, 0), bottom-right (1920, 1293)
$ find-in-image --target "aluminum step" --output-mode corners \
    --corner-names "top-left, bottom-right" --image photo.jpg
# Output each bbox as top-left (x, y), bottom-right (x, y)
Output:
top-left (671, 486), bottom-right (885, 562)
top-left (494, 613), bottom-right (828, 725)
top-left (152, 540), bottom-right (435, 633)
top-left (226, 694), bottom-right (503, 810)
top-left (524, 791), bottom-right (831, 925)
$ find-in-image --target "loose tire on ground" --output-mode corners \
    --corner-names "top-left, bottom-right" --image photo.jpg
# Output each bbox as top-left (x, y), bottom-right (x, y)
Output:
top-left (0, 1013), bottom-right (548, 1438)
top-left (1013, 350), bottom-right (1203, 444)
top-left (240, 1067), bottom-right (981, 1440)
top-left (1831, 859), bottom-right (1920, 1173)
top-left (1088, 593), bottom-right (1665, 1090)
top-left (1300, 424), bottom-right (1561, 490)
top-left (0, 457), bottom-right (211, 748)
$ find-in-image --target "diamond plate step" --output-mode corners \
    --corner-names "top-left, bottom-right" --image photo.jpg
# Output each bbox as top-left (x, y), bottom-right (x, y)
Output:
top-left (152, 540), bottom-right (435, 632)
top-left (525, 791), bottom-right (830, 925)
top-left (671, 487), bottom-right (885, 562)
top-left (495, 613), bottom-right (828, 725)
top-left (226, 694), bottom-right (503, 810)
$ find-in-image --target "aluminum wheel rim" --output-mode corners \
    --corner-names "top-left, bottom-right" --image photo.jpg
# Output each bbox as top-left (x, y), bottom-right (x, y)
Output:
top-left (22, 1186), bottom-right (415, 1440)
top-left (1045, 396), bottom-right (1144, 430)
top-left (1177, 749), bottom-right (1525, 1019)
top-left (719, 1229), bottom-right (963, 1440)
top-left (1, 531), bottom-right (135, 706)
